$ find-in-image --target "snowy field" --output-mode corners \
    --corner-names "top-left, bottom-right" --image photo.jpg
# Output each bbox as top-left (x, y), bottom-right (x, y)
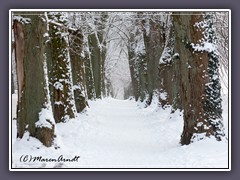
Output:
top-left (11, 94), bottom-right (229, 169)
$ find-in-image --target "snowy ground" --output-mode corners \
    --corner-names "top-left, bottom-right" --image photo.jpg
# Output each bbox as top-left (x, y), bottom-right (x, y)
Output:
top-left (11, 94), bottom-right (229, 169)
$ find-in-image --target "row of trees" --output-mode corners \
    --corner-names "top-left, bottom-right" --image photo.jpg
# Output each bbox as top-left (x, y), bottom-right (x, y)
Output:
top-left (12, 11), bottom-right (228, 146)
top-left (12, 12), bottom-right (108, 146)
top-left (116, 12), bottom-right (226, 144)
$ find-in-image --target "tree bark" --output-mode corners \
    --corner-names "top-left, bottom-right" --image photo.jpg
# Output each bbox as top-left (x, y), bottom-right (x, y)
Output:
top-left (69, 30), bottom-right (88, 112)
top-left (158, 16), bottom-right (182, 110)
top-left (142, 18), bottom-right (164, 105)
top-left (13, 13), bottom-right (55, 147)
top-left (84, 44), bottom-right (96, 100)
top-left (173, 12), bottom-right (215, 145)
top-left (128, 31), bottom-right (140, 101)
top-left (88, 33), bottom-right (102, 99)
top-left (48, 13), bottom-right (77, 123)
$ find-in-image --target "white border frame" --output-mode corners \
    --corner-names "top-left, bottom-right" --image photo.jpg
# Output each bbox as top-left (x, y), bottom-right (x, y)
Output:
top-left (9, 9), bottom-right (231, 171)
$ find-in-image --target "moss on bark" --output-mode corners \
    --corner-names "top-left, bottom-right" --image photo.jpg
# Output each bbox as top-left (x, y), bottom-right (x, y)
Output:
top-left (14, 12), bottom-right (55, 147)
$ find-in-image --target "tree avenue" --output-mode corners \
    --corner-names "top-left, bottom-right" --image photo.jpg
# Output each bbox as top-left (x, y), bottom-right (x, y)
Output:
top-left (12, 11), bottom-right (227, 146)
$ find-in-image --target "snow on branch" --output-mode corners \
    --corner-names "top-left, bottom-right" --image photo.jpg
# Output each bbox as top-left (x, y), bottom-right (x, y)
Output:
top-left (13, 15), bottom-right (31, 24)
top-left (190, 42), bottom-right (216, 53)
top-left (48, 19), bottom-right (77, 32)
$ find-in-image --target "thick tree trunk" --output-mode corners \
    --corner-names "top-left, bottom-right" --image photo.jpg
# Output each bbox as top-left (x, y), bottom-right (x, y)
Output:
top-left (173, 12), bottom-right (215, 145)
top-left (13, 13), bottom-right (55, 147)
top-left (48, 13), bottom-right (77, 123)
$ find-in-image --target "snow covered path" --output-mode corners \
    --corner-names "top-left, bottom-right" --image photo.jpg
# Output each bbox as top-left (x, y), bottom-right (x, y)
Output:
top-left (12, 96), bottom-right (229, 169)
top-left (75, 98), bottom-right (171, 167)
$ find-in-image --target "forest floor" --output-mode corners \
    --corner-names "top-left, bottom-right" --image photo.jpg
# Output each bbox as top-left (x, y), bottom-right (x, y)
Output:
top-left (11, 94), bottom-right (229, 169)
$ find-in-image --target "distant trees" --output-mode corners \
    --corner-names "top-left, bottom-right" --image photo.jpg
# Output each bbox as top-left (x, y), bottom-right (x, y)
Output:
top-left (127, 13), bottom-right (166, 104)
top-left (12, 11), bottom-right (228, 146)
top-left (70, 12), bottom-right (108, 99)
top-left (213, 12), bottom-right (228, 90)
top-left (141, 14), bottom-right (165, 105)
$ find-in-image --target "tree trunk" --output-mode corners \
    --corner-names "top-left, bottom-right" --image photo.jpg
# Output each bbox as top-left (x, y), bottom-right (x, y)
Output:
top-left (173, 12), bottom-right (218, 145)
top-left (69, 30), bottom-right (87, 112)
top-left (158, 15), bottom-right (182, 110)
top-left (128, 31), bottom-right (140, 101)
top-left (128, 55), bottom-right (140, 101)
top-left (100, 44), bottom-right (106, 97)
top-left (13, 13), bottom-right (55, 147)
top-left (138, 55), bottom-right (148, 102)
top-left (142, 18), bottom-right (164, 105)
top-left (98, 12), bottom-right (108, 98)
top-left (84, 44), bottom-right (96, 100)
top-left (48, 13), bottom-right (77, 123)
top-left (88, 33), bottom-right (102, 99)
